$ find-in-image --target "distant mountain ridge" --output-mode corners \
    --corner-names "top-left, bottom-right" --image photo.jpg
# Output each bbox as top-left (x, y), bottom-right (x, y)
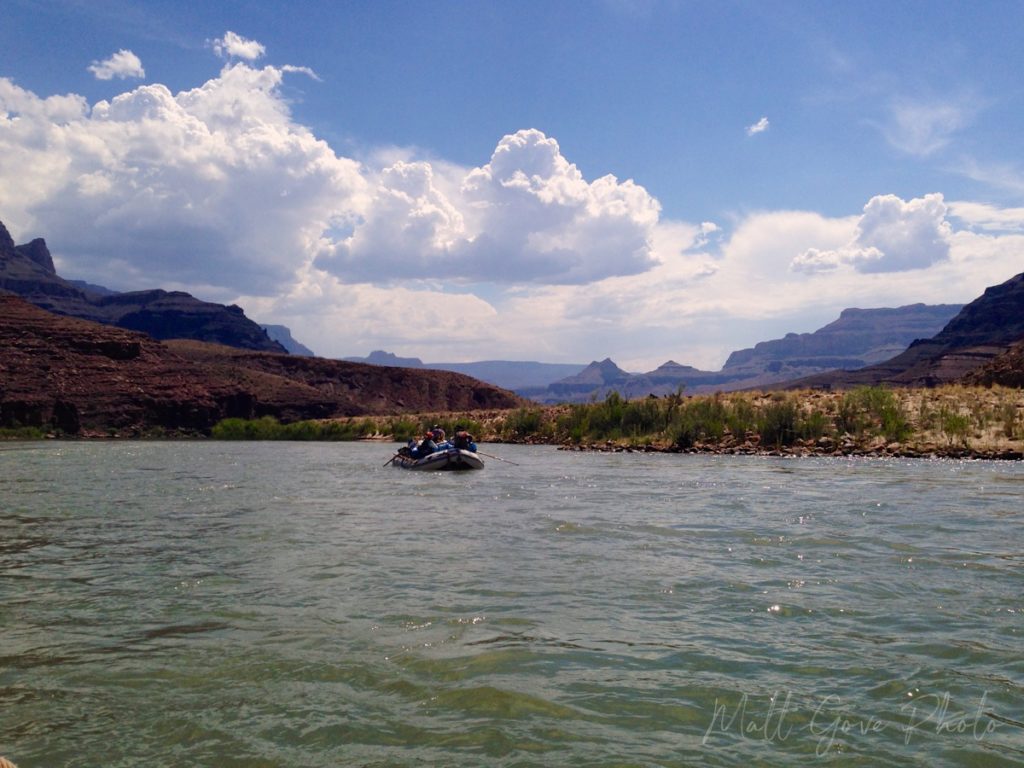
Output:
top-left (723, 304), bottom-right (963, 373)
top-left (517, 303), bottom-right (964, 402)
top-left (346, 301), bottom-right (964, 402)
top-left (794, 271), bottom-right (1024, 389)
top-left (1, 218), bottom-right (286, 353)
top-left (344, 350), bottom-right (587, 390)
top-left (344, 350), bottom-right (426, 368)
top-left (262, 325), bottom-right (315, 356)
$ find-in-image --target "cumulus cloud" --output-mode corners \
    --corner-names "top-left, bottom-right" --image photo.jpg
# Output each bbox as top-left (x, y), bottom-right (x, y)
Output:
top-left (211, 31), bottom-right (266, 61)
top-left (791, 193), bottom-right (952, 274)
top-left (1, 66), bottom-right (661, 299)
top-left (88, 49), bottom-right (145, 80)
top-left (746, 116), bottom-right (769, 136)
top-left (316, 128), bottom-right (662, 284)
top-left (0, 65), bottom-right (366, 294)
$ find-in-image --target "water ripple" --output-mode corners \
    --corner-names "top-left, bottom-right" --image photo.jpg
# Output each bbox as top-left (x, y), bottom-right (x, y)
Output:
top-left (1, 443), bottom-right (1022, 766)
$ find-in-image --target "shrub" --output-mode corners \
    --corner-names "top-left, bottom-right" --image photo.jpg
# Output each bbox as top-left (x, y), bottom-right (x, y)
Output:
top-left (621, 397), bottom-right (666, 437)
top-left (798, 410), bottom-right (828, 441)
top-left (758, 399), bottom-right (798, 447)
top-left (386, 417), bottom-right (420, 442)
top-left (880, 406), bottom-right (912, 443)
top-left (0, 425), bottom-right (47, 440)
top-left (835, 394), bottom-right (867, 436)
top-left (1000, 403), bottom-right (1022, 439)
top-left (556, 404), bottom-right (592, 443)
top-left (940, 407), bottom-right (971, 446)
top-left (667, 396), bottom-right (728, 448)
top-left (834, 386), bottom-right (911, 441)
top-left (667, 411), bottom-right (699, 449)
top-left (211, 416), bottom-right (380, 441)
top-left (587, 391), bottom-right (626, 439)
top-left (726, 396), bottom-right (757, 436)
top-left (211, 416), bottom-right (279, 439)
top-left (502, 408), bottom-right (543, 438)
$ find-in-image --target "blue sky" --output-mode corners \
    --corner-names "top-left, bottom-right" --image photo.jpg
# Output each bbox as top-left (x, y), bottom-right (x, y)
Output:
top-left (2, 1), bottom-right (1023, 369)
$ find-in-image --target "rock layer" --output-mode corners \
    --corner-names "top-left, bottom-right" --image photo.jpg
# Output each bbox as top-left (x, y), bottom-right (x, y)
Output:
top-left (795, 272), bottom-right (1024, 388)
top-left (0, 295), bottom-right (524, 435)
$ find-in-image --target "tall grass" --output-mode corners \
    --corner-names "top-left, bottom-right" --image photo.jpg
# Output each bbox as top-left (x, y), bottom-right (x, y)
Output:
top-left (211, 416), bottom-right (379, 441)
top-left (836, 386), bottom-right (911, 442)
top-left (522, 385), bottom-right (941, 450)
top-left (0, 425), bottom-right (47, 440)
top-left (207, 385), bottom-right (1023, 453)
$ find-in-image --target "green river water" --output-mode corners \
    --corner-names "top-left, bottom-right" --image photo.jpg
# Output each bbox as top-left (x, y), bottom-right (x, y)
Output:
top-left (1, 441), bottom-right (1022, 766)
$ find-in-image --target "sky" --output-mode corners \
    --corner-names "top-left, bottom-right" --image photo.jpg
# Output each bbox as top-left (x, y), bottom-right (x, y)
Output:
top-left (2, 0), bottom-right (1024, 370)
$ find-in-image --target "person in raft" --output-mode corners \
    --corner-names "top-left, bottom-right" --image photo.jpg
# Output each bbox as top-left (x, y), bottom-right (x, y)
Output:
top-left (398, 430), bottom-right (439, 459)
top-left (453, 429), bottom-right (478, 452)
top-left (415, 431), bottom-right (438, 457)
top-left (428, 426), bottom-right (480, 452)
top-left (399, 426), bottom-right (476, 459)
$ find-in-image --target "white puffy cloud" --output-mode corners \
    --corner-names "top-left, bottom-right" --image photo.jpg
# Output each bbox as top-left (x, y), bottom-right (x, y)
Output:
top-left (316, 129), bottom-right (661, 284)
top-left (791, 193), bottom-right (952, 274)
top-left (3, 64), bottom-right (660, 298)
top-left (0, 64), bottom-right (367, 294)
top-left (88, 49), bottom-right (145, 80)
top-left (746, 116), bottom-right (769, 136)
top-left (211, 31), bottom-right (266, 61)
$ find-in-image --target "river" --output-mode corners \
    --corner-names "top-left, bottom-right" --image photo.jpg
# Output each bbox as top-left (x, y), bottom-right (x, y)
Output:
top-left (1, 441), bottom-right (1022, 766)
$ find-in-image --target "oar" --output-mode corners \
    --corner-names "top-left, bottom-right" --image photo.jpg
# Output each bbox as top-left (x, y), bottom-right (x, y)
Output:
top-left (475, 450), bottom-right (520, 466)
top-left (383, 454), bottom-right (399, 467)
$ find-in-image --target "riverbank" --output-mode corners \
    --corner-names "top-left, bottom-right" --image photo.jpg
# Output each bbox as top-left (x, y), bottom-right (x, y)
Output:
top-left (7, 384), bottom-right (1023, 460)
top-left (345, 385), bottom-right (1024, 460)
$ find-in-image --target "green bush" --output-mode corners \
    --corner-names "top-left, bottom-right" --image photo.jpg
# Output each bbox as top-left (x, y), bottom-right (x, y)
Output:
top-left (667, 411), bottom-right (699, 449)
top-left (880, 406), bottom-right (912, 443)
top-left (502, 408), bottom-right (544, 439)
top-left (798, 410), bottom-right (828, 441)
top-left (587, 391), bottom-right (626, 439)
top-left (0, 425), bottom-right (47, 440)
top-left (940, 407), bottom-right (971, 446)
top-left (757, 399), bottom-right (798, 447)
top-left (835, 394), bottom-right (867, 436)
top-left (621, 397), bottom-right (667, 437)
top-left (834, 386), bottom-right (911, 441)
top-left (211, 416), bottom-right (379, 441)
top-left (211, 416), bottom-right (279, 439)
top-left (666, 397), bottom-right (729, 448)
top-left (386, 417), bottom-right (420, 442)
top-left (726, 396), bottom-right (757, 436)
top-left (556, 403), bottom-right (592, 443)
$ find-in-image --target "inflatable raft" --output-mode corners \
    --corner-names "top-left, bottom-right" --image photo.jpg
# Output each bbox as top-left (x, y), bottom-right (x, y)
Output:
top-left (390, 447), bottom-right (485, 471)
